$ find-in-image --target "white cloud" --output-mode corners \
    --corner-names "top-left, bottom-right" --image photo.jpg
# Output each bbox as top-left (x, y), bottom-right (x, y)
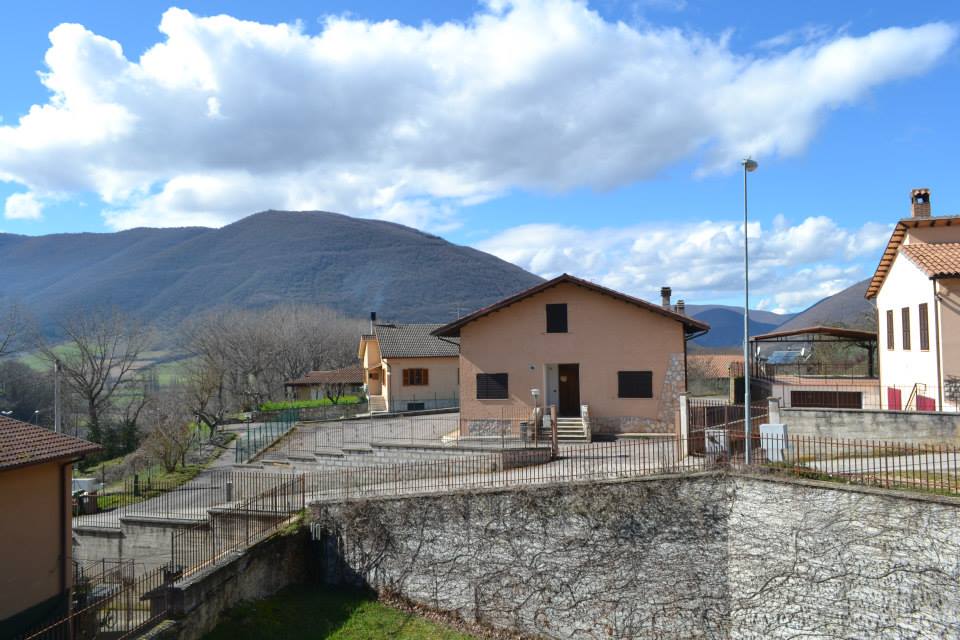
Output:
top-left (0, 2), bottom-right (954, 230)
top-left (4, 192), bottom-right (44, 220)
top-left (475, 216), bottom-right (891, 311)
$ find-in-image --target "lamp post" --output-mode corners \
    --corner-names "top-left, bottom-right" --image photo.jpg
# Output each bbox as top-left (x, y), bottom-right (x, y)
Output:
top-left (742, 157), bottom-right (758, 464)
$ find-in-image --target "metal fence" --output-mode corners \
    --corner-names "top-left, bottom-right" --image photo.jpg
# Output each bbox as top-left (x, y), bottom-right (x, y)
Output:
top-left (22, 564), bottom-right (172, 640)
top-left (235, 409), bottom-right (299, 462)
top-left (73, 468), bottom-right (310, 529)
top-left (686, 399), bottom-right (769, 457)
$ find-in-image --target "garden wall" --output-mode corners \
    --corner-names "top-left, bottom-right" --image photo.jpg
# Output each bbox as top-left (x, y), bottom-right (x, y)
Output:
top-left (774, 401), bottom-right (960, 443)
top-left (312, 473), bottom-right (960, 639)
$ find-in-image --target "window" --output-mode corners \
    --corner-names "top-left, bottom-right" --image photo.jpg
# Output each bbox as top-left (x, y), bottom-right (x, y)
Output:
top-left (618, 371), bottom-right (653, 398)
top-left (919, 303), bottom-right (930, 351)
top-left (476, 373), bottom-right (509, 399)
top-left (546, 303), bottom-right (568, 333)
top-left (886, 310), bottom-right (894, 350)
top-left (402, 368), bottom-right (429, 386)
top-left (901, 307), bottom-right (911, 350)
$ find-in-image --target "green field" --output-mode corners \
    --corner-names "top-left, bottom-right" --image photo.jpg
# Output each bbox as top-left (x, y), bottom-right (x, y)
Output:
top-left (259, 396), bottom-right (362, 411)
top-left (203, 585), bottom-right (480, 640)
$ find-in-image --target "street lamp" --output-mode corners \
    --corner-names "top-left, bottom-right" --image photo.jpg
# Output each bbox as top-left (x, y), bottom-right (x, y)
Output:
top-left (742, 157), bottom-right (758, 465)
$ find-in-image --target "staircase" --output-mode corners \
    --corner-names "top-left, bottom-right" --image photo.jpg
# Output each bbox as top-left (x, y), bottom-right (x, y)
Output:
top-left (368, 395), bottom-right (387, 413)
top-left (539, 416), bottom-right (590, 443)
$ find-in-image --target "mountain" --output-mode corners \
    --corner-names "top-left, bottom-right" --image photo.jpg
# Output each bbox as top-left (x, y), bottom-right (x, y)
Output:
top-left (685, 304), bottom-right (794, 349)
top-left (775, 279), bottom-right (876, 332)
top-left (0, 211), bottom-right (544, 330)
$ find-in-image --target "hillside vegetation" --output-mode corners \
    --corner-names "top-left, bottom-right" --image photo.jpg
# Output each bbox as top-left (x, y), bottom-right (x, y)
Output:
top-left (0, 210), bottom-right (543, 332)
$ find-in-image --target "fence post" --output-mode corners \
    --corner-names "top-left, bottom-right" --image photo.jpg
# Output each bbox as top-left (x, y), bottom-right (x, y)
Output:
top-left (678, 392), bottom-right (689, 461)
top-left (550, 405), bottom-right (558, 459)
top-left (767, 397), bottom-right (781, 425)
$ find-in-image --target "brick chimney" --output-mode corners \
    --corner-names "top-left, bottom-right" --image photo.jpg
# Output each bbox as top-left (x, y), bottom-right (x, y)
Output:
top-left (660, 286), bottom-right (672, 309)
top-left (911, 188), bottom-right (931, 218)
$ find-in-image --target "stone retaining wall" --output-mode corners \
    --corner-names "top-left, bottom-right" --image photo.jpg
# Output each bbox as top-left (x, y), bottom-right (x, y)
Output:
top-left (312, 473), bottom-right (960, 639)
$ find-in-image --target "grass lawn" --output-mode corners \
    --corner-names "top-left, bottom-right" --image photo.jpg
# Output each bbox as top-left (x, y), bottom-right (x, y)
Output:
top-left (259, 396), bottom-right (362, 411)
top-left (203, 585), bottom-right (480, 640)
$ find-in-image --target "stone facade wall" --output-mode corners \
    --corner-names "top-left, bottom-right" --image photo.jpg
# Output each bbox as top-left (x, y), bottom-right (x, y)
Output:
top-left (592, 353), bottom-right (685, 436)
top-left (312, 474), bottom-right (960, 639)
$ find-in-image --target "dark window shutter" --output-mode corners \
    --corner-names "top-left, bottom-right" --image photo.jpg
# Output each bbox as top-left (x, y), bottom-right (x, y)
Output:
top-left (476, 373), bottom-right (509, 399)
top-left (618, 371), bottom-right (653, 398)
top-left (886, 310), bottom-right (894, 350)
top-left (901, 307), bottom-right (911, 350)
top-left (919, 303), bottom-right (930, 351)
top-left (403, 369), bottom-right (410, 385)
top-left (423, 369), bottom-right (429, 385)
top-left (546, 304), bottom-right (568, 333)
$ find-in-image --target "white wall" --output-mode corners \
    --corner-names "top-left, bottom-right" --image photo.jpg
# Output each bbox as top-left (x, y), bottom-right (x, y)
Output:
top-left (876, 253), bottom-right (939, 407)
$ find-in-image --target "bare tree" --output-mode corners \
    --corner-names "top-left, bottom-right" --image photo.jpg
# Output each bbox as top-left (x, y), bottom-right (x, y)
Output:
top-left (142, 385), bottom-right (195, 472)
top-left (0, 305), bottom-right (24, 359)
top-left (37, 309), bottom-right (152, 443)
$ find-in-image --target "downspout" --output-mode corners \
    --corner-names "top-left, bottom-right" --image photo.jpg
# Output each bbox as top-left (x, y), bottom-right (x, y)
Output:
top-left (933, 280), bottom-right (944, 410)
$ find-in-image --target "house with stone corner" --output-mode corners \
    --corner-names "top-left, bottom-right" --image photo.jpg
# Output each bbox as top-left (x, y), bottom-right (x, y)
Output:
top-left (867, 188), bottom-right (960, 412)
top-left (432, 274), bottom-right (709, 440)
top-left (285, 365), bottom-right (364, 402)
top-left (358, 322), bottom-right (460, 413)
top-left (0, 415), bottom-right (101, 639)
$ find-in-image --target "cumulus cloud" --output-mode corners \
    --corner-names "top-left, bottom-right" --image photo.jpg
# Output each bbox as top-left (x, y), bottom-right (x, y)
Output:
top-left (4, 192), bottom-right (44, 220)
top-left (0, 2), bottom-right (954, 230)
top-left (475, 216), bottom-right (891, 312)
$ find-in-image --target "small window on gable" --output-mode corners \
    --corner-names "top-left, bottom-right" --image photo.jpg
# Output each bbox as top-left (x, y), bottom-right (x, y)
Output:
top-left (546, 303), bottom-right (568, 333)
top-left (477, 373), bottom-right (509, 399)
top-left (618, 371), bottom-right (653, 398)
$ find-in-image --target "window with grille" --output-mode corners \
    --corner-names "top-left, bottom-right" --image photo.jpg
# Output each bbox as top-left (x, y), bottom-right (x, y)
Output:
top-left (618, 371), bottom-right (653, 398)
top-left (546, 303), bottom-right (568, 333)
top-left (886, 310), bottom-right (894, 350)
top-left (476, 373), bottom-right (508, 399)
top-left (919, 303), bottom-right (930, 351)
top-left (901, 307), bottom-right (911, 350)
top-left (402, 368), bottom-right (429, 386)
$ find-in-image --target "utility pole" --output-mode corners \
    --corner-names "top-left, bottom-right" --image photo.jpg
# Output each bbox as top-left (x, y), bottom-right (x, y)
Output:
top-left (54, 359), bottom-right (62, 433)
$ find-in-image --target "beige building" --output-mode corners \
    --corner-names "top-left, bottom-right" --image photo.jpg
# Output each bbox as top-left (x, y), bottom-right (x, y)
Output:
top-left (358, 323), bottom-right (460, 412)
top-left (867, 189), bottom-right (960, 411)
top-left (285, 366), bottom-right (364, 401)
top-left (433, 274), bottom-right (709, 437)
top-left (0, 416), bottom-right (100, 638)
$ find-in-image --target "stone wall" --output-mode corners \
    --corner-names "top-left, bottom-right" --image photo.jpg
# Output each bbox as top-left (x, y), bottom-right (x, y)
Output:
top-left (776, 403), bottom-right (960, 443)
top-left (312, 473), bottom-right (960, 639)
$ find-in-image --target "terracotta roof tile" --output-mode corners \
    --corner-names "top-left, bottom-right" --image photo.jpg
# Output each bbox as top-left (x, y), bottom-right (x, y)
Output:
top-left (374, 324), bottom-right (459, 358)
top-left (689, 354), bottom-right (742, 378)
top-left (900, 242), bottom-right (960, 279)
top-left (287, 366), bottom-right (364, 386)
top-left (0, 416), bottom-right (101, 471)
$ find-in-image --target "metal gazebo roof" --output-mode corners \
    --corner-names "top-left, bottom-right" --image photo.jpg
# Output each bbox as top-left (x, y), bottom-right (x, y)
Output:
top-left (750, 325), bottom-right (877, 344)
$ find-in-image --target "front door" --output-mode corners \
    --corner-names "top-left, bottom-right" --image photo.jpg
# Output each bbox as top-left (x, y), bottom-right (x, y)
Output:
top-left (558, 363), bottom-right (580, 417)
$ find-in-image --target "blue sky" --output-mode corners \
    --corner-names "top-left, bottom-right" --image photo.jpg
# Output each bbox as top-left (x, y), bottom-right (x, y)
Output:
top-left (1, 1), bottom-right (958, 312)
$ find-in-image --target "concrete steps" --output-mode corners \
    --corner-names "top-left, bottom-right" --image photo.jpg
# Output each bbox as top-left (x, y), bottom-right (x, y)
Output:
top-left (368, 395), bottom-right (387, 413)
top-left (539, 417), bottom-right (590, 443)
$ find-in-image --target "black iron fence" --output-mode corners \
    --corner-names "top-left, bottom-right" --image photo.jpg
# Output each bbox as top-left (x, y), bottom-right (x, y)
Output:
top-left (21, 564), bottom-right (172, 640)
top-left (686, 399), bottom-right (769, 457)
top-left (235, 409), bottom-right (299, 462)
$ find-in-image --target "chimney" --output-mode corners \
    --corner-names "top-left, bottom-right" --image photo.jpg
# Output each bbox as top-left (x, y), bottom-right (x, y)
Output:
top-left (660, 286), bottom-right (672, 309)
top-left (675, 300), bottom-right (686, 315)
top-left (911, 188), bottom-right (931, 218)
top-left (369, 311), bottom-right (377, 334)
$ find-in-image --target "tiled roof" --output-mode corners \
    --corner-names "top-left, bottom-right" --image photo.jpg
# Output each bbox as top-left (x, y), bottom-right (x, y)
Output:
top-left (688, 354), bottom-right (742, 379)
top-left (866, 215), bottom-right (960, 299)
top-left (900, 242), bottom-right (960, 279)
top-left (287, 366), bottom-right (364, 386)
top-left (374, 323), bottom-right (460, 358)
top-left (433, 273), bottom-right (710, 337)
top-left (0, 415), bottom-right (101, 471)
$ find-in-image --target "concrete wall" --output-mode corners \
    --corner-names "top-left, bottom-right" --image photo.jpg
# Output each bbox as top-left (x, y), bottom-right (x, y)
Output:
top-left (458, 281), bottom-right (687, 432)
top-left (312, 474), bottom-right (960, 639)
top-left (74, 517), bottom-right (207, 571)
top-left (161, 530), bottom-right (309, 640)
top-left (0, 460), bottom-right (69, 623)
top-left (777, 405), bottom-right (960, 443)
